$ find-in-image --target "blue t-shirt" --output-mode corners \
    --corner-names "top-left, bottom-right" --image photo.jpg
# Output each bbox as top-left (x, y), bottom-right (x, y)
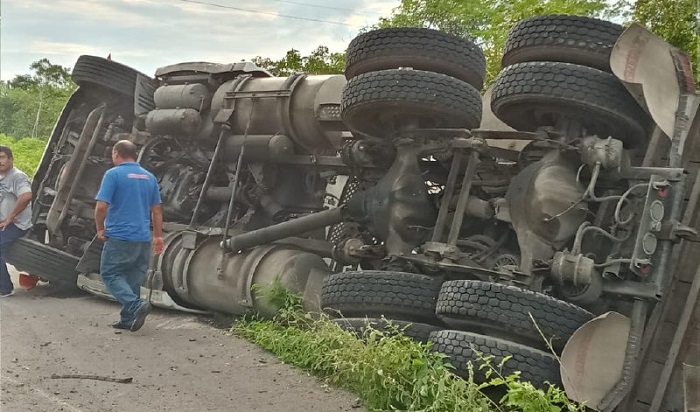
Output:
top-left (95, 162), bottom-right (162, 242)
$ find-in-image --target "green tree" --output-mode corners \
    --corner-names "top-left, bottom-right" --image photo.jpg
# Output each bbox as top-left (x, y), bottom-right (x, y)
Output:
top-left (0, 59), bottom-right (76, 140)
top-left (377, 0), bottom-right (613, 87)
top-left (8, 58), bottom-right (74, 89)
top-left (252, 46), bottom-right (345, 76)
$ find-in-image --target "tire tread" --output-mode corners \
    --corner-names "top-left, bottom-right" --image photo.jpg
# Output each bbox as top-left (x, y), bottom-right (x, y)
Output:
top-left (321, 270), bottom-right (444, 323)
top-left (491, 61), bottom-right (650, 147)
top-left (436, 280), bottom-right (593, 350)
top-left (345, 27), bottom-right (486, 88)
top-left (341, 69), bottom-right (482, 137)
top-left (430, 329), bottom-right (562, 388)
top-left (502, 14), bottom-right (624, 71)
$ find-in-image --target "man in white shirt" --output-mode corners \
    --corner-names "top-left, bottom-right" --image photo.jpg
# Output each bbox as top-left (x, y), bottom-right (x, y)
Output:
top-left (0, 145), bottom-right (33, 297)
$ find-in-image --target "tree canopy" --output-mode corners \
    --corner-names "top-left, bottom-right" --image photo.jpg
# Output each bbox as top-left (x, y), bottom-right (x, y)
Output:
top-left (7, 58), bottom-right (74, 89)
top-left (0, 59), bottom-right (76, 140)
top-left (252, 46), bottom-right (345, 76)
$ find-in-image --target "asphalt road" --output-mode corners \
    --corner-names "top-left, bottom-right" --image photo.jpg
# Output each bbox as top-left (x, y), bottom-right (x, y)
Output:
top-left (0, 267), bottom-right (363, 412)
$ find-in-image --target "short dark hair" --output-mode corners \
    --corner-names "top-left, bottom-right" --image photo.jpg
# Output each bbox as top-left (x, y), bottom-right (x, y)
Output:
top-left (0, 145), bottom-right (13, 159)
top-left (113, 140), bottom-right (138, 160)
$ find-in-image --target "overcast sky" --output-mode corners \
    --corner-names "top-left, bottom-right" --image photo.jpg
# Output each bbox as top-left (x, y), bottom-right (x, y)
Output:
top-left (0, 0), bottom-right (399, 80)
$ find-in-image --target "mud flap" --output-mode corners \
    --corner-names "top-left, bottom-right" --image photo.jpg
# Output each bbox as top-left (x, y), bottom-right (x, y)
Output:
top-left (77, 273), bottom-right (208, 315)
top-left (75, 236), bottom-right (104, 273)
top-left (560, 311), bottom-right (631, 410)
top-left (610, 23), bottom-right (699, 157)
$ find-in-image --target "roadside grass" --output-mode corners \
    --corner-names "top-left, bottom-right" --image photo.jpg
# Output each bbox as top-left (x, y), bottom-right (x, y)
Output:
top-left (232, 281), bottom-right (586, 412)
top-left (0, 134), bottom-right (46, 177)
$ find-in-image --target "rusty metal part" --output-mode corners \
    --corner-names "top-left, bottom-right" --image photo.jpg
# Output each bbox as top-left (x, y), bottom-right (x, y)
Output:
top-left (224, 207), bottom-right (345, 252)
top-left (346, 141), bottom-right (437, 256)
top-left (507, 151), bottom-right (588, 274)
top-left (332, 237), bottom-right (365, 265)
top-left (447, 151), bottom-right (479, 247)
top-left (551, 251), bottom-right (596, 286)
top-left (431, 150), bottom-right (463, 243)
top-left (190, 132), bottom-right (226, 226)
top-left (598, 301), bottom-right (648, 411)
top-left (580, 136), bottom-right (624, 170)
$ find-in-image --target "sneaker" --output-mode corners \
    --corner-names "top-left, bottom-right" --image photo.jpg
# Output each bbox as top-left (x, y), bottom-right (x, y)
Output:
top-left (111, 321), bottom-right (130, 330)
top-left (0, 290), bottom-right (14, 297)
top-left (130, 302), bottom-right (151, 332)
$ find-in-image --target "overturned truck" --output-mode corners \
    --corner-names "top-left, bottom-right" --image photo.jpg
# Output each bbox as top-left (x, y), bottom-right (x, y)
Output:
top-left (8, 15), bottom-right (700, 411)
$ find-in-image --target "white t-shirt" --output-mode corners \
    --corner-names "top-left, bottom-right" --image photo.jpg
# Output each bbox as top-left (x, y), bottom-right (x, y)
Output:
top-left (0, 167), bottom-right (33, 230)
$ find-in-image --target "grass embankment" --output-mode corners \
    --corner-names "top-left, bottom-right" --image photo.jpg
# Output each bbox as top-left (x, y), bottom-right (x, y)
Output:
top-left (232, 283), bottom-right (585, 412)
top-left (0, 134), bottom-right (46, 177)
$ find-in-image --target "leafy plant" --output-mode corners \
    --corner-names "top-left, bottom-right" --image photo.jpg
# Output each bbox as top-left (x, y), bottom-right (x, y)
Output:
top-left (476, 354), bottom-right (586, 412)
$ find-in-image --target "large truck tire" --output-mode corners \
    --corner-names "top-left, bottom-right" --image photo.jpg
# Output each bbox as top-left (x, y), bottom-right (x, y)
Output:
top-left (321, 270), bottom-right (444, 324)
top-left (436, 280), bottom-right (593, 351)
top-left (332, 317), bottom-right (443, 343)
top-left (341, 69), bottom-right (482, 138)
top-left (502, 14), bottom-right (624, 72)
top-left (71, 55), bottom-right (156, 114)
top-left (4, 238), bottom-right (80, 290)
top-left (345, 27), bottom-right (486, 89)
top-left (491, 61), bottom-right (651, 148)
top-left (430, 329), bottom-right (562, 389)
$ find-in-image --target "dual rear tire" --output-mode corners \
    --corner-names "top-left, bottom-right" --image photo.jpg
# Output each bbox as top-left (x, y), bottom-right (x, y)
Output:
top-left (320, 271), bottom-right (594, 390)
top-left (492, 14), bottom-right (652, 147)
top-left (340, 28), bottom-right (485, 139)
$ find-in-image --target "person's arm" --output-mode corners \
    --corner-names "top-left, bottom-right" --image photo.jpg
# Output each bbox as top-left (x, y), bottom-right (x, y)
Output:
top-left (150, 176), bottom-right (164, 255)
top-left (0, 173), bottom-right (33, 230)
top-left (151, 204), bottom-right (164, 255)
top-left (94, 171), bottom-right (115, 240)
top-left (95, 201), bottom-right (109, 240)
top-left (0, 192), bottom-right (32, 230)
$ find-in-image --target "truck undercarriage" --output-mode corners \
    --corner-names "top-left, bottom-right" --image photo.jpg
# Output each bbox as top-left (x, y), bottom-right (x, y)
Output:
top-left (7, 15), bottom-right (699, 411)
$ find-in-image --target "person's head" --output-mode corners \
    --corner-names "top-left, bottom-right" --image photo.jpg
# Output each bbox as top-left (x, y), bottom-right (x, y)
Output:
top-left (111, 140), bottom-right (139, 165)
top-left (0, 145), bottom-right (14, 174)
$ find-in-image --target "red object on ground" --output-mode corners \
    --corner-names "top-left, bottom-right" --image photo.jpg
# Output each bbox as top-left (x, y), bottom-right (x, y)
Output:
top-left (19, 273), bottom-right (40, 289)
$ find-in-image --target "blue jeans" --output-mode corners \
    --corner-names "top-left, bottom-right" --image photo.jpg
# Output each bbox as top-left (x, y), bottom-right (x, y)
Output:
top-left (100, 238), bottom-right (151, 324)
top-left (0, 224), bottom-right (29, 294)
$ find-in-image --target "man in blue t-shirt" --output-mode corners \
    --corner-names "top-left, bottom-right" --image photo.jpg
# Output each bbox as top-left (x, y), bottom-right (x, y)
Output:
top-left (95, 140), bottom-right (163, 332)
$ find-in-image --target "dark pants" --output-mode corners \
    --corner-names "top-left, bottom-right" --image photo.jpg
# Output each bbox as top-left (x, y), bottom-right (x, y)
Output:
top-left (100, 238), bottom-right (151, 324)
top-left (0, 224), bottom-right (29, 294)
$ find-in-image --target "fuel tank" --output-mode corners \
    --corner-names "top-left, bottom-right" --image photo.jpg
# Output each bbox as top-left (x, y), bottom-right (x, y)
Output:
top-left (210, 74), bottom-right (347, 154)
top-left (156, 232), bottom-right (330, 317)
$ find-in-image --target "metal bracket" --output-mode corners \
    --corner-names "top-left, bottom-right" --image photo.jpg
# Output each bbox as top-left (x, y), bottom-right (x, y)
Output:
top-left (181, 231), bottom-right (199, 250)
top-left (657, 220), bottom-right (700, 242)
top-left (630, 175), bottom-right (673, 276)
